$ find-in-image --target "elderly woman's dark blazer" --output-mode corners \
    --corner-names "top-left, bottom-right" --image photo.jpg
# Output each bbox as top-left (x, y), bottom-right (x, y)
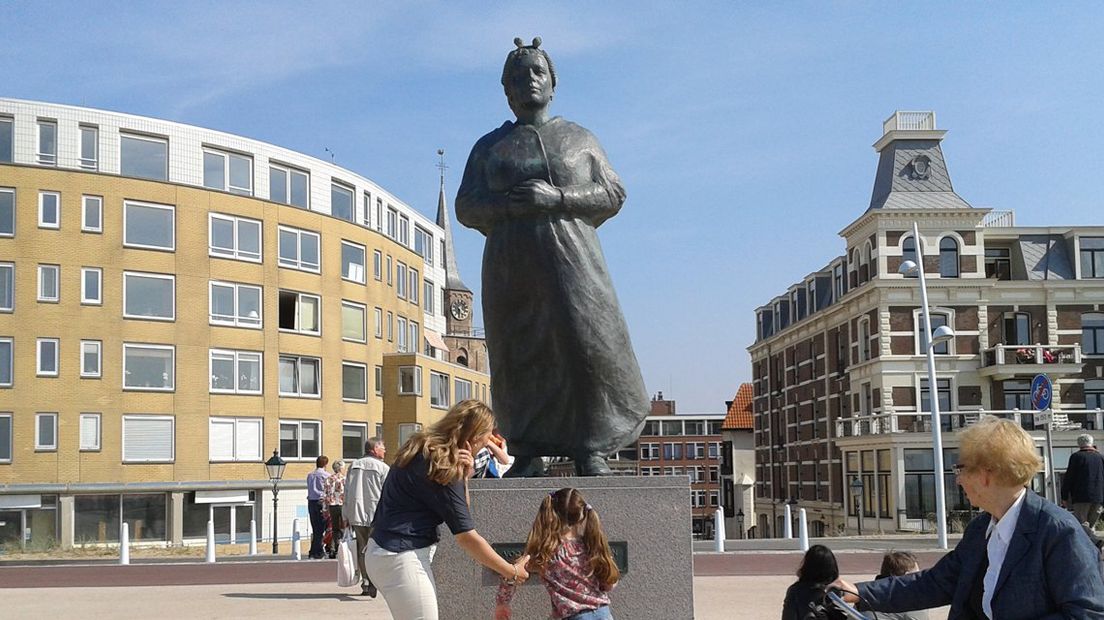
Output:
top-left (857, 490), bottom-right (1104, 619)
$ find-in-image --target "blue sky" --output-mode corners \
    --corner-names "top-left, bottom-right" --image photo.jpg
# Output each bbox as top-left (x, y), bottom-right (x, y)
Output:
top-left (4, 2), bottom-right (1104, 412)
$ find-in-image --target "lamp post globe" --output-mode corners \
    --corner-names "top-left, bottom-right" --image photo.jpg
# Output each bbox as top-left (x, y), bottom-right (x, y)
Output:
top-left (265, 450), bottom-right (286, 554)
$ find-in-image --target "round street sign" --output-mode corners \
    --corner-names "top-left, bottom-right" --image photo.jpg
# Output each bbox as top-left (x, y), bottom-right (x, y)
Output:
top-left (1031, 374), bottom-right (1053, 411)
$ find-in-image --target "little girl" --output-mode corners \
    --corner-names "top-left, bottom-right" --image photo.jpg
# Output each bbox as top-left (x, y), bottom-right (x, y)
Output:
top-left (495, 488), bottom-right (619, 620)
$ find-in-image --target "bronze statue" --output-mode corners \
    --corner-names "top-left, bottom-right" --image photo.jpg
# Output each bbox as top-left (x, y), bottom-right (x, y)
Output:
top-left (456, 37), bottom-right (649, 476)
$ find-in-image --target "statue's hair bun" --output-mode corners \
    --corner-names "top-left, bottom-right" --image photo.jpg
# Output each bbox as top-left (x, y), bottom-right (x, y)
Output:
top-left (514, 37), bottom-right (524, 48)
top-left (532, 37), bottom-right (541, 48)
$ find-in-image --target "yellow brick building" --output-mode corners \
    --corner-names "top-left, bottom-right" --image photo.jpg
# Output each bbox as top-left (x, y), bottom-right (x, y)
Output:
top-left (0, 99), bottom-right (489, 549)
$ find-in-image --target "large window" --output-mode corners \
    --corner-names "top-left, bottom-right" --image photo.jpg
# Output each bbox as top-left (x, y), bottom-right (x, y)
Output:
top-left (939, 237), bottom-right (959, 277)
top-left (341, 301), bottom-right (366, 342)
top-left (1003, 312), bottom-right (1031, 346)
top-left (278, 226), bottom-right (320, 272)
top-left (1085, 314), bottom-right (1104, 356)
top-left (80, 340), bottom-right (101, 378)
top-left (663, 443), bottom-right (683, 460)
top-left (414, 226), bottom-right (434, 266)
top-left (986, 247), bottom-right (1011, 280)
top-left (341, 241), bottom-right (366, 283)
top-left (124, 201), bottom-right (175, 251)
top-left (269, 163), bottom-right (309, 209)
top-left (331, 182), bottom-right (354, 222)
top-left (80, 413), bottom-right (101, 451)
top-left (209, 214), bottom-right (261, 262)
top-left (122, 416), bottom-right (175, 462)
top-left (37, 338), bottom-right (58, 376)
top-left (343, 423), bottom-right (367, 459)
top-left (0, 337), bottom-right (12, 387)
top-left (209, 349), bottom-right (262, 394)
top-left (120, 133), bottom-right (168, 181)
top-left (210, 281), bottom-right (262, 328)
top-left (123, 344), bottom-right (174, 390)
top-left (342, 362), bottom-right (367, 402)
top-left (38, 191), bottom-right (60, 229)
top-left (919, 378), bottom-right (952, 414)
top-left (79, 125), bottom-right (98, 170)
top-left (35, 412), bottom-right (58, 451)
top-left (76, 493), bottom-right (168, 543)
top-left (430, 371), bottom-right (450, 408)
top-left (38, 264), bottom-right (59, 302)
top-left (0, 263), bottom-right (13, 311)
top-left (279, 420), bottom-right (321, 460)
top-left (209, 418), bottom-right (262, 462)
top-left (278, 290), bottom-right (320, 335)
top-left (1082, 238), bottom-right (1104, 279)
top-left (398, 366), bottom-right (422, 395)
top-left (37, 119), bottom-right (57, 165)
top-left (278, 355), bottom-right (320, 397)
top-left (123, 272), bottom-right (175, 321)
top-left (0, 188), bottom-right (13, 236)
top-left (82, 195), bottom-right (102, 233)
top-left (203, 149), bottom-right (253, 195)
top-left (0, 116), bottom-right (12, 163)
top-left (918, 312), bottom-right (951, 355)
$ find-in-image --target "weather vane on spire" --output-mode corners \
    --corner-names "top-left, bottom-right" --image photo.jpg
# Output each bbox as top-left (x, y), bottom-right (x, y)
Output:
top-left (436, 148), bottom-right (448, 185)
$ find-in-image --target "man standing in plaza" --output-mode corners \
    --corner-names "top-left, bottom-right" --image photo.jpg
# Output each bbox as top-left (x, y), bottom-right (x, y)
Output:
top-left (1063, 433), bottom-right (1104, 528)
top-left (306, 455), bottom-right (330, 560)
top-left (344, 437), bottom-right (390, 597)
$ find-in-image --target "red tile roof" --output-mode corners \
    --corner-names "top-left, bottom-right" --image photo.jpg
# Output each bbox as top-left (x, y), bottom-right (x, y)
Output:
top-left (722, 383), bottom-right (754, 430)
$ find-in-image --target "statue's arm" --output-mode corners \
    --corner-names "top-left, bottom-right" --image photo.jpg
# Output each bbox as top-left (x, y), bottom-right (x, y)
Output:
top-left (455, 142), bottom-right (511, 235)
top-left (557, 140), bottom-right (626, 227)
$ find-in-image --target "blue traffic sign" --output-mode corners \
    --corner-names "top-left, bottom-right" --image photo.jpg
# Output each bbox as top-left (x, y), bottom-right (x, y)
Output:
top-left (1031, 374), bottom-right (1053, 411)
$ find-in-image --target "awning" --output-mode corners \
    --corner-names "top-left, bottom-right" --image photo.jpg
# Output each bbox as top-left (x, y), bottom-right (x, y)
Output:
top-left (425, 330), bottom-right (450, 353)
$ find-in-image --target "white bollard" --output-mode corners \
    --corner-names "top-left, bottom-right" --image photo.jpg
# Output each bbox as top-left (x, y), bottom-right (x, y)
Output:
top-left (783, 504), bottom-right (793, 539)
top-left (291, 518), bottom-right (302, 560)
top-left (206, 519), bottom-right (216, 563)
top-left (713, 509), bottom-right (726, 552)
top-left (249, 520), bottom-right (257, 556)
top-left (120, 522), bottom-right (130, 565)
top-left (798, 508), bottom-right (810, 552)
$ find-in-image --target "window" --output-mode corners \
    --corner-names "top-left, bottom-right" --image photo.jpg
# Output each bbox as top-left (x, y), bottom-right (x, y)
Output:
top-left (120, 133), bottom-right (168, 181)
top-left (279, 420), bottom-right (321, 460)
top-left (0, 188), bottom-right (12, 236)
top-left (858, 317), bottom-right (871, 362)
top-left (79, 125), bottom-right (98, 170)
top-left (986, 247), bottom-right (1011, 280)
top-left (398, 365), bottom-right (422, 395)
top-left (386, 256), bottom-right (393, 285)
top-left (0, 263), bottom-right (12, 311)
top-left (424, 280), bottom-right (435, 314)
top-left (375, 365), bottom-right (383, 395)
top-left (455, 378), bottom-right (472, 402)
top-left (939, 237), bottom-right (959, 277)
top-left (362, 192), bottom-right (372, 228)
top-left (396, 262), bottom-right (407, 299)
top-left (399, 423), bottom-right (422, 446)
top-left (123, 344), bottom-right (174, 390)
top-left (409, 268), bottom-right (419, 306)
top-left (373, 250), bottom-right (382, 280)
top-left (342, 301), bottom-right (366, 342)
top-left (0, 414), bottom-right (9, 462)
top-left (122, 416), bottom-right (175, 462)
top-left (1082, 238), bottom-right (1104, 279)
top-left (1084, 314), bottom-right (1104, 356)
top-left (430, 371), bottom-right (450, 408)
top-left (687, 442), bottom-right (706, 459)
top-left (278, 226), bottom-right (320, 272)
top-left (414, 226), bottom-right (434, 266)
top-left (123, 272), bottom-right (175, 320)
top-left (37, 119), bottom-right (57, 165)
top-left (209, 213), bottom-right (261, 262)
top-left (409, 322), bottom-right (419, 356)
top-left (399, 215), bottom-right (409, 246)
top-left (37, 338), bottom-right (59, 376)
top-left (374, 307), bottom-right (383, 338)
top-left (124, 201), bottom-right (175, 251)
top-left (342, 362), bottom-right (367, 402)
top-left (901, 235), bottom-right (918, 269)
top-left (209, 349), bottom-right (262, 394)
top-left (277, 290), bottom-right (320, 335)
top-left (1086, 380), bottom-right (1104, 410)
top-left (1003, 312), bottom-right (1031, 346)
top-left (203, 149), bottom-right (252, 195)
top-left (387, 207), bottom-right (397, 239)
top-left (918, 312), bottom-right (951, 355)
top-left (82, 196), bottom-right (103, 233)
top-left (278, 355), bottom-right (321, 397)
top-left (81, 267), bottom-right (102, 305)
top-left (38, 191), bottom-right (60, 228)
top-left (0, 116), bottom-right (11, 163)
top-left (209, 417), bottom-right (262, 462)
top-left (209, 281), bottom-right (262, 328)
top-left (640, 443), bottom-right (660, 460)
top-left (80, 413), bottom-right (101, 451)
top-left (397, 316), bottom-right (408, 352)
top-left (36, 413), bottom-right (58, 450)
top-left (376, 198), bottom-right (383, 232)
top-left (833, 263), bottom-right (844, 301)
top-left (0, 338), bottom-right (10, 386)
top-left (80, 340), bottom-right (102, 378)
top-left (343, 423), bottom-right (368, 459)
top-left (387, 311), bottom-right (393, 341)
top-left (341, 241), bottom-right (366, 283)
top-left (663, 443), bottom-right (683, 460)
top-left (331, 182), bottom-right (354, 222)
top-left (38, 264), bottom-right (59, 302)
top-left (920, 378), bottom-right (953, 424)
top-left (269, 163), bottom-right (309, 209)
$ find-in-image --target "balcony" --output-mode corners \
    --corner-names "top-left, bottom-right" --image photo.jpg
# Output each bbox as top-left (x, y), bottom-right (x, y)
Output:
top-left (979, 343), bottom-right (1083, 380)
top-left (838, 407), bottom-right (1102, 438)
top-left (883, 111), bottom-right (936, 134)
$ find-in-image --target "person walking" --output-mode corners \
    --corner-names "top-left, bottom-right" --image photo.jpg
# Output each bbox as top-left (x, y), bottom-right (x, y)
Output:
top-left (1063, 433), bottom-right (1104, 529)
top-left (344, 437), bottom-right (389, 597)
top-left (322, 459), bottom-right (346, 559)
top-left (306, 455), bottom-right (330, 560)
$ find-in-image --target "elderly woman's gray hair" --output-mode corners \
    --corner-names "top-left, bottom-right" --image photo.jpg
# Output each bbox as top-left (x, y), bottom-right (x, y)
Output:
top-left (1078, 433), bottom-right (1095, 448)
top-left (332, 459), bottom-right (345, 473)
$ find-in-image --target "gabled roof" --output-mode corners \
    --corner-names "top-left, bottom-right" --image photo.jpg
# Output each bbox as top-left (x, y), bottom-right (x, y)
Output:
top-left (722, 383), bottom-right (754, 431)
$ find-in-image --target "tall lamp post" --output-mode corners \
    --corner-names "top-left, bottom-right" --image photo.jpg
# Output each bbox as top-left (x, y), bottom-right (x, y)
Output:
top-left (265, 449), bottom-right (286, 555)
top-left (899, 221), bottom-right (956, 551)
top-left (850, 477), bottom-right (864, 536)
top-left (736, 509), bottom-right (745, 540)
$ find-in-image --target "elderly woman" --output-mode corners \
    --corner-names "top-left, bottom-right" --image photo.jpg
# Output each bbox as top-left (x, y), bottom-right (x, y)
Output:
top-left (322, 459), bottom-right (346, 558)
top-left (456, 37), bottom-right (648, 477)
top-left (364, 400), bottom-right (530, 619)
top-left (833, 416), bottom-right (1104, 618)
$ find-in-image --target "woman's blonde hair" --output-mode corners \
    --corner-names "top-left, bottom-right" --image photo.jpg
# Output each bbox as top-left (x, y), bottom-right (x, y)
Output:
top-left (523, 488), bottom-right (620, 590)
top-left (393, 399), bottom-right (495, 486)
top-left (959, 415), bottom-right (1041, 487)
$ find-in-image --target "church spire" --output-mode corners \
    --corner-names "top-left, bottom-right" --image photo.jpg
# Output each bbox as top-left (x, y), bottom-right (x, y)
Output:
top-left (436, 149), bottom-right (470, 292)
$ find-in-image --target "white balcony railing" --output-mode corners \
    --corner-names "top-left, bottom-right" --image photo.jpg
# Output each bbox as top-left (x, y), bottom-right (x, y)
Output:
top-left (986, 343), bottom-right (1082, 366)
top-left (981, 210), bottom-right (1016, 227)
top-left (883, 111), bottom-right (936, 135)
top-left (838, 408), bottom-right (1103, 438)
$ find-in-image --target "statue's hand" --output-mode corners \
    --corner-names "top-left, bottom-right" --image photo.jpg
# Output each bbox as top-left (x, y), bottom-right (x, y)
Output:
top-left (509, 179), bottom-right (562, 212)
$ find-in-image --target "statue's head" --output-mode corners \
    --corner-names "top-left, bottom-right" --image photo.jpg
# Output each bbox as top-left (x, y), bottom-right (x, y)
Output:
top-left (502, 37), bottom-right (556, 116)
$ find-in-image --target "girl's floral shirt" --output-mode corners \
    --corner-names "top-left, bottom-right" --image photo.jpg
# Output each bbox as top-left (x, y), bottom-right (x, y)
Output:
top-left (322, 473), bottom-right (345, 507)
top-left (496, 539), bottom-right (613, 619)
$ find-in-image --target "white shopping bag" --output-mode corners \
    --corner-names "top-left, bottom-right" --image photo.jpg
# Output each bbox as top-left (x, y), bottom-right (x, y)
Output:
top-left (337, 529), bottom-right (359, 587)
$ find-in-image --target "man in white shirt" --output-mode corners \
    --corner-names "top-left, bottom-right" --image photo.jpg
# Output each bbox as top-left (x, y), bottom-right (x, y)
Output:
top-left (344, 437), bottom-right (390, 597)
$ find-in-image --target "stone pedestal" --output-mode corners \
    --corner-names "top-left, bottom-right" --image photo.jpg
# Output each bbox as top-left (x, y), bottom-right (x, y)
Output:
top-left (434, 475), bottom-right (694, 620)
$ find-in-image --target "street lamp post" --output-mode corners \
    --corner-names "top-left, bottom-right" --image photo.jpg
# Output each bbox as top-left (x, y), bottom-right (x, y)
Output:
top-left (899, 221), bottom-right (956, 551)
top-left (850, 476), bottom-right (864, 536)
top-left (265, 449), bottom-right (286, 555)
top-left (736, 509), bottom-right (745, 539)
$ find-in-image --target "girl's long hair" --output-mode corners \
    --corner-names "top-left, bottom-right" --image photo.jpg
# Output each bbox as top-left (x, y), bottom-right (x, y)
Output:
top-left (523, 487), bottom-right (620, 589)
top-left (392, 399), bottom-right (495, 486)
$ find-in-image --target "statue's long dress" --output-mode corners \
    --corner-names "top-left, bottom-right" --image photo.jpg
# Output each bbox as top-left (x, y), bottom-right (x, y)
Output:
top-left (456, 117), bottom-right (648, 458)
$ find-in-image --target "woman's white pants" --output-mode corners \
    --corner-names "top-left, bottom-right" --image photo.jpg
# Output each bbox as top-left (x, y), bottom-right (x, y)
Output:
top-left (364, 539), bottom-right (439, 620)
